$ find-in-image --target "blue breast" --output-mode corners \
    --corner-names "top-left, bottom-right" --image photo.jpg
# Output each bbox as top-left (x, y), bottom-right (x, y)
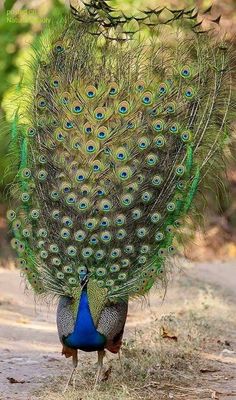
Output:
top-left (64, 287), bottom-right (106, 352)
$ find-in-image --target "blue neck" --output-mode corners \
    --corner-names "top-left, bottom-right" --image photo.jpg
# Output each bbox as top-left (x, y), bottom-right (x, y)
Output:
top-left (64, 287), bottom-right (106, 352)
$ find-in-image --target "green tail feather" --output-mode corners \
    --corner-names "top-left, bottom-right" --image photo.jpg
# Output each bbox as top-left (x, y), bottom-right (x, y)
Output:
top-left (6, 3), bottom-right (235, 301)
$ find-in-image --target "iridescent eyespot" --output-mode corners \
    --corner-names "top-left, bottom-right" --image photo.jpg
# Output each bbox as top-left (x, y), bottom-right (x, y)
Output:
top-left (7, 210), bottom-right (16, 221)
top-left (166, 225), bottom-right (174, 233)
top-left (167, 202), bottom-right (176, 212)
top-left (84, 123), bottom-right (93, 135)
top-left (37, 228), bottom-right (48, 238)
top-left (40, 250), bottom-right (48, 259)
top-left (60, 182), bottom-right (71, 193)
top-left (72, 103), bottom-right (83, 114)
top-left (64, 265), bottom-right (73, 274)
top-left (118, 272), bottom-right (127, 281)
top-left (109, 82), bottom-right (118, 96)
top-left (21, 193), bottom-right (30, 202)
top-left (37, 170), bottom-right (48, 181)
top-left (124, 245), bottom-right (134, 254)
top-left (118, 101), bottom-right (129, 115)
top-left (121, 258), bottom-right (130, 267)
top-left (52, 209), bottom-right (60, 220)
top-left (138, 137), bottom-right (150, 150)
top-left (110, 264), bottom-right (120, 273)
top-left (50, 190), bottom-right (60, 200)
top-left (110, 248), bottom-right (121, 259)
top-left (158, 82), bottom-right (168, 95)
top-left (181, 130), bottom-right (192, 143)
top-left (60, 228), bottom-right (70, 239)
top-left (38, 155), bottom-right (47, 164)
top-left (62, 217), bottom-right (73, 228)
top-left (151, 212), bottom-right (161, 223)
top-left (138, 256), bottom-right (147, 264)
top-left (166, 103), bottom-right (175, 114)
top-left (49, 244), bottom-right (59, 253)
top-left (30, 209), bottom-right (40, 219)
top-left (85, 218), bottom-right (96, 230)
top-left (86, 85), bottom-right (96, 98)
top-left (55, 130), bottom-right (65, 142)
top-left (137, 227), bottom-right (147, 238)
top-left (61, 93), bottom-right (70, 105)
top-left (76, 169), bottom-right (87, 183)
top-left (155, 232), bottom-right (164, 241)
top-left (175, 165), bottom-right (186, 176)
top-left (184, 87), bottom-right (194, 99)
top-left (21, 168), bottom-right (31, 179)
top-left (115, 147), bottom-right (128, 161)
top-left (121, 194), bottom-right (133, 207)
top-left (136, 80), bottom-right (145, 92)
top-left (74, 230), bottom-right (86, 241)
top-left (27, 127), bottom-right (36, 137)
top-left (169, 123), bottom-right (179, 133)
top-left (96, 267), bottom-right (106, 277)
top-left (142, 92), bottom-right (152, 105)
top-left (67, 246), bottom-right (77, 257)
top-left (90, 235), bottom-right (99, 245)
top-left (38, 98), bottom-right (46, 108)
top-left (101, 231), bottom-right (112, 242)
top-left (86, 140), bottom-right (97, 154)
top-left (94, 107), bottom-right (105, 120)
top-left (146, 154), bottom-right (158, 166)
top-left (158, 248), bottom-right (166, 257)
top-left (153, 120), bottom-right (164, 132)
top-left (82, 247), bottom-right (93, 258)
top-left (95, 250), bottom-right (105, 260)
top-left (12, 219), bottom-right (21, 230)
top-left (100, 217), bottom-right (110, 227)
top-left (66, 193), bottom-right (76, 205)
top-left (168, 245), bottom-right (176, 255)
top-left (78, 198), bottom-right (90, 211)
top-left (132, 209), bottom-right (142, 220)
top-left (181, 66), bottom-right (191, 78)
top-left (100, 199), bottom-right (112, 212)
top-left (118, 167), bottom-right (132, 181)
top-left (52, 79), bottom-right (59, 88)
top-left (54, 43), bottom-right (64, 53)
top-left (152, 175), bottom-right (163, 187)
top-left (97, 187), bottom-right (105, 196)
top-left (177, 181), bottom-right (186, 191)
top-left (97, 126), bottom-right (108, 140)
top-left (140, 245), bottom-right (149, 254)
top-left (154, 135), bottom-right (165, 148)
top-left (142, 191), bottom-right (152, 203)
top-left (64, 121), bottom-right (73, 130)
top-left (116, 229), bottom-right (127, 240)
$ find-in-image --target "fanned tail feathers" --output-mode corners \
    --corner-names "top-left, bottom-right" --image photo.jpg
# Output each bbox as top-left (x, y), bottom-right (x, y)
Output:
top-left (6, 3), bottom-right (235, 302)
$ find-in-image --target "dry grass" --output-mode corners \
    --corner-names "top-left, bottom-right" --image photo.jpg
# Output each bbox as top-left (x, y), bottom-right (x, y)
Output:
top-left (37, 287), bottom-right (236, 400)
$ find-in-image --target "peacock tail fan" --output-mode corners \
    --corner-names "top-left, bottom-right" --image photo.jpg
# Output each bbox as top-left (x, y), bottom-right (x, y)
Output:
top-left (6, 1), bottom-right (235, 306)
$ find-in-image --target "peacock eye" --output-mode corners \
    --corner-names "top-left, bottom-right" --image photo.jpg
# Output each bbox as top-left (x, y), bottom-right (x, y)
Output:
top-left (154, 135), bottom-right (165, 148)
top-left (55, 44), bottom-right (64, 53)
top-left (118, 101), bottom-right (129, 115)
top-left (155, 232), bottom-right (164, 242)
top-left (176, 165), bottom-right (186, 176)
top-left (153, 120), bottom-right (164, 132)
top-left (73, 105), bottom-right (83, 113)
top-left (94, 107), bottom-right (105, 120)
top-left (38, 98), bottom-right (46, 108)
top-left (87, 91), bottom-right (95, 98)
top-left (184, 87), bottom-right (194, 99)
top-left (181, 66), bottom-right (191, 78)
top-left (7, 210), bottom-right (16, 221)
top-left (21, 192), bottom-right (30, 202)
top-left (169, 124), bottom-right (179, 133)
top-left (152, 175), bottom-right (163, 187)
top-left (86, 85), bottom-right (96, 99)
top-left (65, 121), bottom-right (73, 129)
top-left (142, 92), bottom-right (152, 105)
top-left (28, 127), bottom-right (36, 137)
top-left (21, 168), bottom-right (31, 179)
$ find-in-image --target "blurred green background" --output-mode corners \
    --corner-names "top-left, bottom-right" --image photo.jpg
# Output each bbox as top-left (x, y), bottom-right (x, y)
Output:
top-left (0, 0), bottom-right (235, 263)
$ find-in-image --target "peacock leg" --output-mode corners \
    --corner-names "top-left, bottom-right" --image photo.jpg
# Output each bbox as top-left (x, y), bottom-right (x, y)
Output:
top-left (118, 350), bottom-right (124, 374)
top-left (63, 351), bottom-right (78, 393)
top-left (94, 349), bottom-right (105, 387)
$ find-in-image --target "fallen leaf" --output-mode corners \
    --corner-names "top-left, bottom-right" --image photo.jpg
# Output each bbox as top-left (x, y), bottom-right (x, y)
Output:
top-left (7, 377), bottom-right (25, 384)
top-left (200, 368), bottom-right (221, 373)
top-left (101, 366), bottom-right (112, 382)
top-left (161, 326), bottom-right (178, 341)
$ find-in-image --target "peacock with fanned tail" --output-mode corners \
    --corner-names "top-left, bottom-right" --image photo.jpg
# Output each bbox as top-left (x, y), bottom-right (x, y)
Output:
top-left (6, 0), bottom-right (235, 387)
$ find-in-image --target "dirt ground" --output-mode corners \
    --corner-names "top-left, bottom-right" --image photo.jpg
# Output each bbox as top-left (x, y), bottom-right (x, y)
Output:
top-left (0, 260), bottom-right (236, 400)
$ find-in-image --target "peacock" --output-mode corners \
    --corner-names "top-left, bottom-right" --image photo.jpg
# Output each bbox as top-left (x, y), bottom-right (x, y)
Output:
top-left (6, 0), bottom-right (235, 388)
